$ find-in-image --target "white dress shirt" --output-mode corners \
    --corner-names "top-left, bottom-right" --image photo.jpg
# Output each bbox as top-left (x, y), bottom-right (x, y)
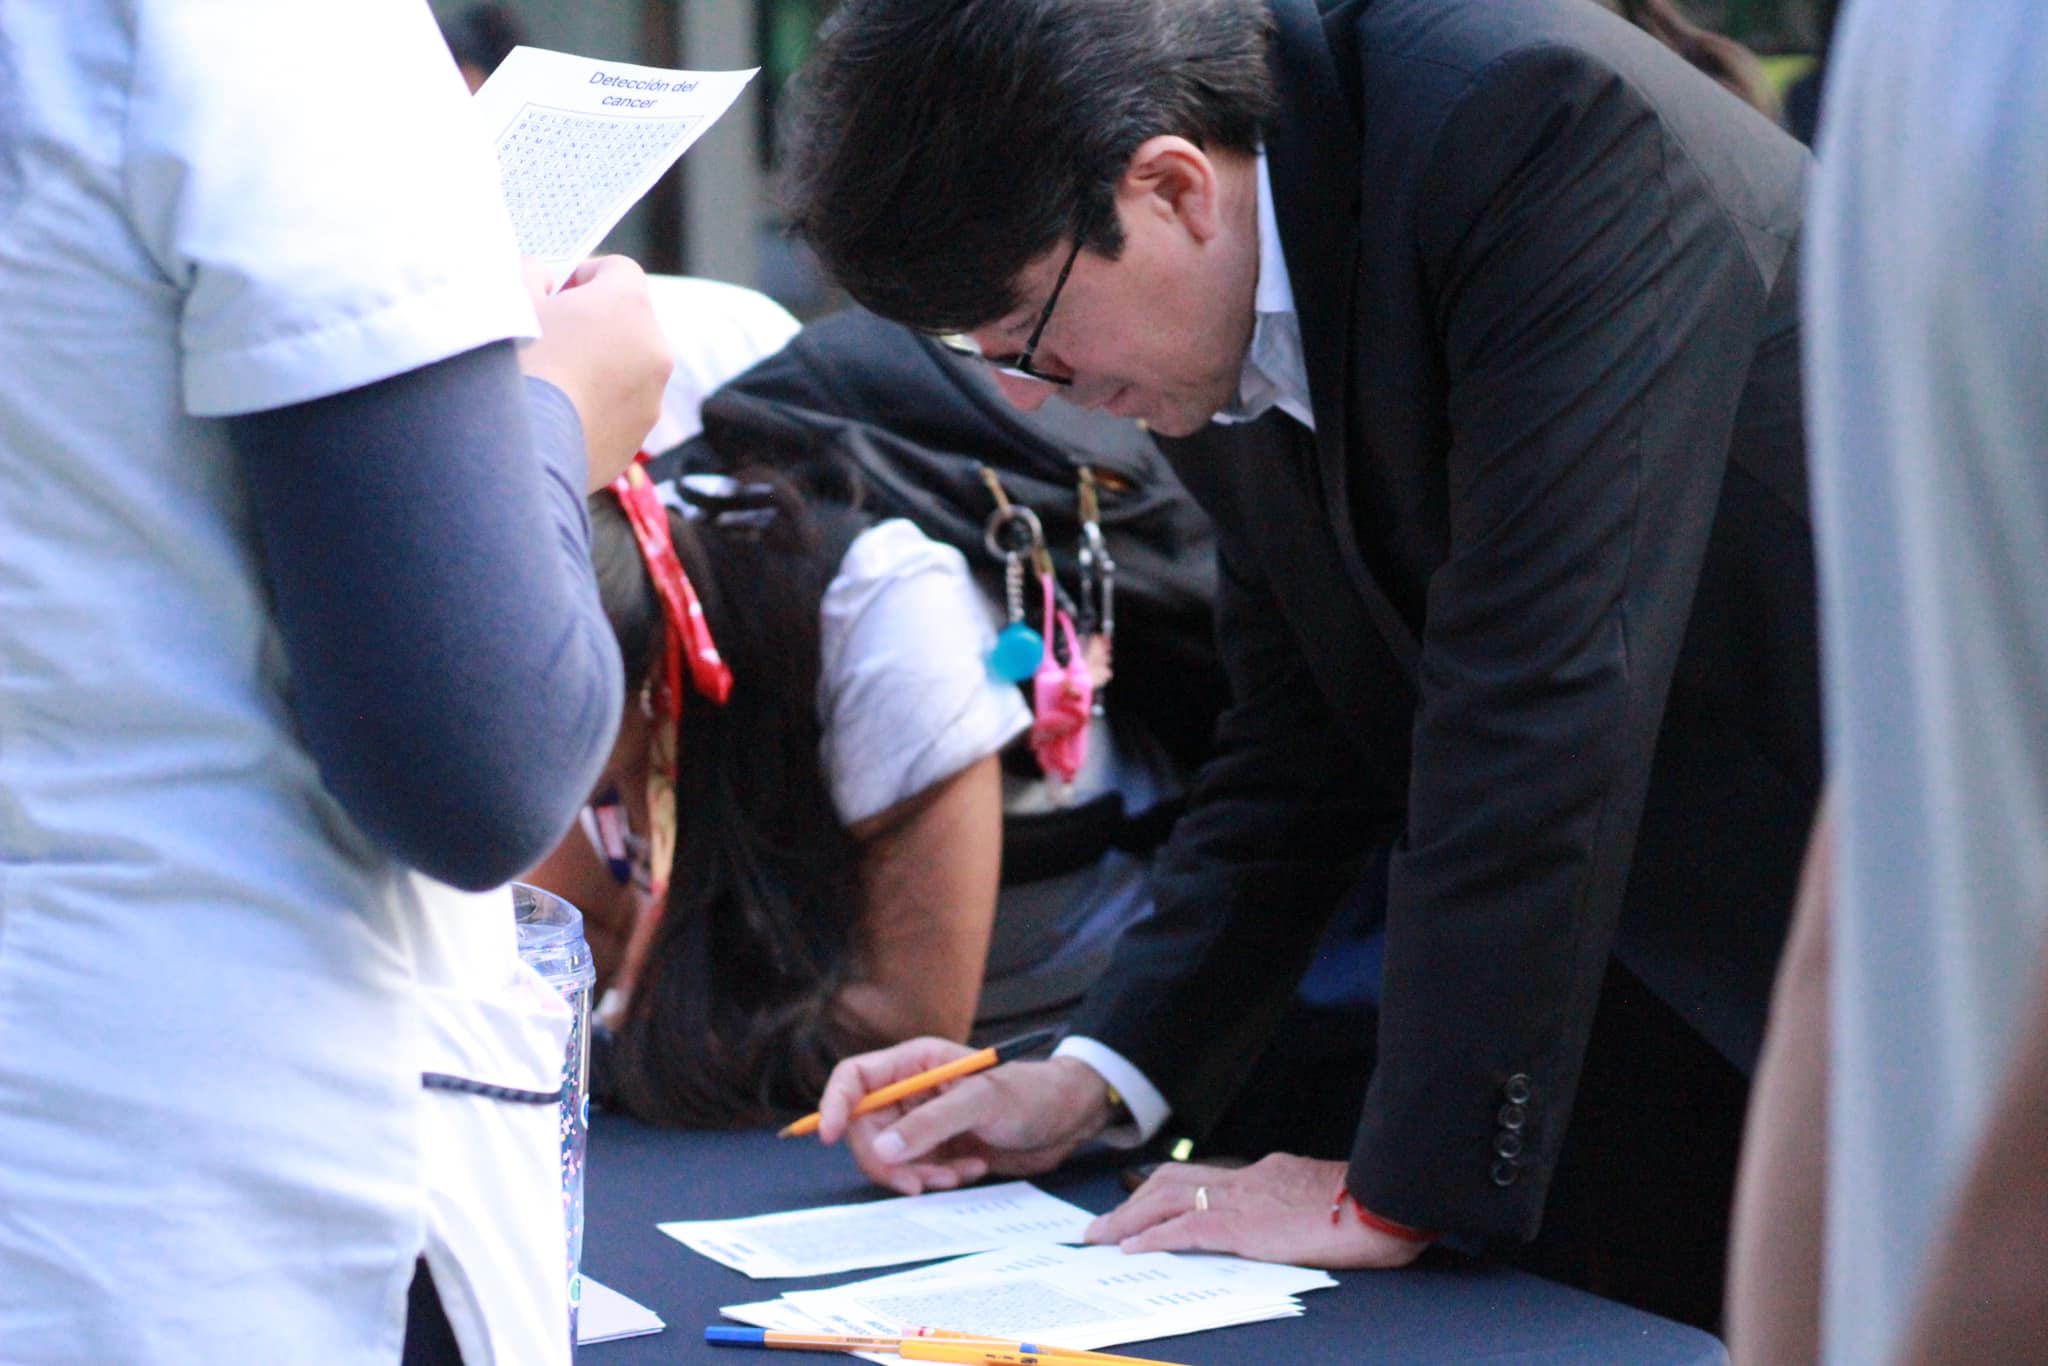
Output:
top-left (1212, 152), bottom-right (1316, 433)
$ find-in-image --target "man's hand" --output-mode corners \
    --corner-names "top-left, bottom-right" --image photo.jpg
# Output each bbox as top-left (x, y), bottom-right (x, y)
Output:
top-left (1085, 1154), bottom-right (1431, 1270)
top-left (815, 1038), bottom-right (1113, 1195)
top-left (518, 255), bottom-right (672, 492)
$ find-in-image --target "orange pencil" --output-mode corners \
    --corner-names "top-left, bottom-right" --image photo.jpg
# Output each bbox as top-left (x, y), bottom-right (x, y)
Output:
top-left (900, 1339), bottom-right (1189, 1366)
top-left (904, 1328), bottom-right (1179, 1366)
top-left (778, 1028), bottom-right (1059, 1139)
top-left (703, 1326), bottom-right (1182, 1366)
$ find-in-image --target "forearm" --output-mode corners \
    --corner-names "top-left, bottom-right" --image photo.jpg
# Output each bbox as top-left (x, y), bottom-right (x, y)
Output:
top-left (844, 755), bottom-right (1004, 1042)
top-left (1895, 911), bottom-right (2048, 1366)
top-left (229, 343), bottom-right (623, 889)
top-left (1352, 45), bottom-right (1769, 1239)
top-left (1726, 799), bottom-right (1831, 1366)
top-left (1071, 516), bottom-right (1392, 1126)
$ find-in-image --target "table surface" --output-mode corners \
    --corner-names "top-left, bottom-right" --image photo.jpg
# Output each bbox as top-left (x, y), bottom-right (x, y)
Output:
top-left (579, 1113), bottom-right (1727, 1365)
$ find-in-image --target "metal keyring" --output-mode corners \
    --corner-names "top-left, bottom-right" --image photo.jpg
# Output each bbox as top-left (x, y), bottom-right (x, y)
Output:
top-left (982, 503), bottom-right (1045, 563)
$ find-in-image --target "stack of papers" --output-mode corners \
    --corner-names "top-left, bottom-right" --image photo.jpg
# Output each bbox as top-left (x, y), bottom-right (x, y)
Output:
top-left (660, 1180), bottom-right (1334, 1360)
top-left (724, 1242), bottom-right (1336, 1362)
top-left (659, 1181), bottom-right (1098, 1279)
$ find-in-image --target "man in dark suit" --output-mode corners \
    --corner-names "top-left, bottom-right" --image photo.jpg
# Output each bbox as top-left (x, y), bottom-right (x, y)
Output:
top-left (781, 0), bottom-right (1817, 1323)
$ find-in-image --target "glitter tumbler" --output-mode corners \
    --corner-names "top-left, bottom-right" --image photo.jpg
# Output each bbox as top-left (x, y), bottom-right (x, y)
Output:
top-left (512, 883), bottom-right (597, 1358)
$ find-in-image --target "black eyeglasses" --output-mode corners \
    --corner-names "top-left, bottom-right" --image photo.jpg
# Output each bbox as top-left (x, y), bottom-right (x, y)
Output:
top-left (938, 230), bottom-right (1088, 387)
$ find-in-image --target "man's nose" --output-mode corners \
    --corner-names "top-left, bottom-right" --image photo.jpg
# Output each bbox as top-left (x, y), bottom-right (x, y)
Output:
top-left (990, 370), bottom-right (1057, 412)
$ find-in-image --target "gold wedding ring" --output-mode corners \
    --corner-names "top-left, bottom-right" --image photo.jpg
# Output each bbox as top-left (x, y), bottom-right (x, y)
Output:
top-left (1195, 1185), bottom-right (1210, 1212)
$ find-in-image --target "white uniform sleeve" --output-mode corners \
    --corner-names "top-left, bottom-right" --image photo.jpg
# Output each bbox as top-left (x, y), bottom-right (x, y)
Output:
top-left (818, 520), bottom-right (1033, 827)
top-left (641, 275), bottom-right (803, 454)
top-left (125, 1), bottom-right (538, 415)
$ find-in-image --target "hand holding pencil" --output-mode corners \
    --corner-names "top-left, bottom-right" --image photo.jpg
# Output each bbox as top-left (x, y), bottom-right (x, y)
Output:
top-left (803, 1034), bottom-right (1123, 1196)
top-left (781, 1029), bottom-right (1061, 1138)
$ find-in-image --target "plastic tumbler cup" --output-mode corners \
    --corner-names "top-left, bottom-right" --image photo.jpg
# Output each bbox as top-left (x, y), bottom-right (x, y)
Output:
top-left (512, 883), bottom-right (597, 1357)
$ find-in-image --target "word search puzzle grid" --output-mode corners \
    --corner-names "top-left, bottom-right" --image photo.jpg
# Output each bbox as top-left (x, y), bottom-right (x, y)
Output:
top-left (493, 103), bottom-right (700, 259)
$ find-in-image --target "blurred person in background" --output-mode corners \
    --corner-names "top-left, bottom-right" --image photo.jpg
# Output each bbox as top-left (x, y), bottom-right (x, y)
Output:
top-left (444, 1), bottom-right (527, 92)
top-left (1727, 1), bottom-right (2048, 1362)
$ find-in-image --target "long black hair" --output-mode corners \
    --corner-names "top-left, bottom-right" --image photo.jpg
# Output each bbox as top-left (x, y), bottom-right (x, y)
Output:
top-left (588, 477), bottom-right (882, 1126)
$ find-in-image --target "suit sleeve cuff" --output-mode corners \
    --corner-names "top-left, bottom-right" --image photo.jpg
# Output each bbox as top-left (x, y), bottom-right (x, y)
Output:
top-left (1053, 1036), bottom-right (1171, 1149)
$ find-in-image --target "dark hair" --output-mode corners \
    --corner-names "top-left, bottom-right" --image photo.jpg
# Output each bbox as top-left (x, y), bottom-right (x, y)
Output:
top-left (442, 3), bottom-right (526, 81)
top-left (588, 479), bottom-right (882, 1126)
top-left (779, 0), bottom-right (1276, 333)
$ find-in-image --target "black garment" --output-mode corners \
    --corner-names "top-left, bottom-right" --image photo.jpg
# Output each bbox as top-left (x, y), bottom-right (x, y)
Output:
top-left (670, 307), bottom-right (1228, 772)
top-left (402, 1260), bottom-right (464, 1366)
top-left (1070, 0), bottom-right (1818, 1249)
top-left (1205, 961), bottom-right (1745, 1332)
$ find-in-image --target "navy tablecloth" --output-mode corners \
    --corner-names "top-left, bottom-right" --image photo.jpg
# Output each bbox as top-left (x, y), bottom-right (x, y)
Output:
top-left (577, 1112), bottom-right (1726, 1365)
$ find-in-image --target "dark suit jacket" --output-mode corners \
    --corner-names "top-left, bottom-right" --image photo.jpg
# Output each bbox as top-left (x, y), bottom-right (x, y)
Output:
top-left (1069, 0), bottom-right (1819, 1243)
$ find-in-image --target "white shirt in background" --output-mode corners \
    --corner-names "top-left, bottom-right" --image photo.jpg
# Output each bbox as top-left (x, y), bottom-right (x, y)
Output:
top-left (1805, 4), bottom-right (2048, 1361)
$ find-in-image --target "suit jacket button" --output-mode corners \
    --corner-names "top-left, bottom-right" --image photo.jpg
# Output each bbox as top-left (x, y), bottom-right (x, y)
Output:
top-left (1494, 1132), bottom-right (1524, 1160)
top-left (1497, 1102), bottom-right (1526, 1131)
top-left (1503, 1074), bottom-right (1532, 1105)
top-left (1491, 1159), bottom-right (1520, 1187)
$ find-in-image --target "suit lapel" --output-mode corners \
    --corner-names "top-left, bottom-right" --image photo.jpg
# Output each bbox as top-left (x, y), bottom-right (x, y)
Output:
top-left (1264, 0), bottom-right (1421, 680)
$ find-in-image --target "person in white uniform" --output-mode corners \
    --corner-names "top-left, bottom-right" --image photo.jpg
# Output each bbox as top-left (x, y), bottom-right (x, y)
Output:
top-left (0, 3), bottom-right (669, 1363)
top-left (1726, 2), bottom-right (2048, 1362)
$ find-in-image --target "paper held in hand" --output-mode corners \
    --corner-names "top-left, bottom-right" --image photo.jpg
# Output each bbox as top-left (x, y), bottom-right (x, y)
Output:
top-left (660, 1180), bottom-right (1097, 1279)
top-left (471, 46), bottom-right (757, 288)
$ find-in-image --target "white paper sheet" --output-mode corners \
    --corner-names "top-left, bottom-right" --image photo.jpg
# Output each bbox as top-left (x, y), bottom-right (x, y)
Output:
top-left (575, 1275), bottom-right (665, 1345)
top-left (722, 1242), bottom-right (1335, 1360)
top-left (659, 1181), bottom-right (1097, 1279)
top-left (472, 46), bottom-right (757, 287)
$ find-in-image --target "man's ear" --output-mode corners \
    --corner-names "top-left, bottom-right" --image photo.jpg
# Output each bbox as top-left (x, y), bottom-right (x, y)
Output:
top-left (1119, 135), bottom-right (1223, 244)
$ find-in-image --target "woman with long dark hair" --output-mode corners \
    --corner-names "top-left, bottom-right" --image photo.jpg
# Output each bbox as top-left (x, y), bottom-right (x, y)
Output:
top-left (531, 470), bottom-right (1072, 1126)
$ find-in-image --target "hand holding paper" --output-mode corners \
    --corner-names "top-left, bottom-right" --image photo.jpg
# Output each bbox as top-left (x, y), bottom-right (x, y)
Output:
top-left (519, 255), bottom-right (671, 489)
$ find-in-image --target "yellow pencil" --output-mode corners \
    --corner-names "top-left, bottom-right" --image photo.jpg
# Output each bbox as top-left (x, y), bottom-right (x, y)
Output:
top-left (903, 1327), bottom-right (1168, 1366)
top-left (703, 1326), bottom-right (1182, 1366)
top-left (899, 1339), bottom-right (1189, 1366)
top-left (778, 1028), bottom-right (1057, 1139)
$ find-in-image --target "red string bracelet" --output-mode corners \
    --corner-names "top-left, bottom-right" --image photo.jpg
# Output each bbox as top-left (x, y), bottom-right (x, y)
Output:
top-left (1331, 1182), bottom-right (1439, 1244)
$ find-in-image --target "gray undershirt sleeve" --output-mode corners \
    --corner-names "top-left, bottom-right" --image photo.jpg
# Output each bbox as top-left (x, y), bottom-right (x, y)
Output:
top-left (225, 340), bottom-right (624, 890)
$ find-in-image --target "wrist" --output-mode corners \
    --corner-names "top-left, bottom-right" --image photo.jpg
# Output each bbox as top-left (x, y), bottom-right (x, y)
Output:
top-left (1047, 1056), bottom-right (1121, 1140)
top-left (1331, 1181), bottom-right (1439, 1245)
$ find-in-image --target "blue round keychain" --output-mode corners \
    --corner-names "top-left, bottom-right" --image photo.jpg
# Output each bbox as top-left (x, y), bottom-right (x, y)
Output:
top-left (982, 498), bottom-right (1047, 682)
top-left (989, 619), bottom-right (1043, 682)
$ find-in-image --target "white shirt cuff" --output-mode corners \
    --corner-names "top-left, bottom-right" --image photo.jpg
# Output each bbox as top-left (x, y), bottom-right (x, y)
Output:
top-left (1054, 1036), bottom-right (1171, 1149)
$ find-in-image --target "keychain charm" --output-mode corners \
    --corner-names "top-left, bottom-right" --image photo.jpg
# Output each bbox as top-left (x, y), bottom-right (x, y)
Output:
top-left (1030, 570), bottom-right (1093, 794)
top-left (1075, 467), bottom-right (1117, 711)
top-left (988, 556), bottom-right (1043, 682)
top-left (981, 471), bottom-right (1048, 683)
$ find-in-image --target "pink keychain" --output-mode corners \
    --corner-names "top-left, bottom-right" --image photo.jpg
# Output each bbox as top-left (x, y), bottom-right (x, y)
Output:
top-left (1031, 570), bottom-right (1093, 789)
